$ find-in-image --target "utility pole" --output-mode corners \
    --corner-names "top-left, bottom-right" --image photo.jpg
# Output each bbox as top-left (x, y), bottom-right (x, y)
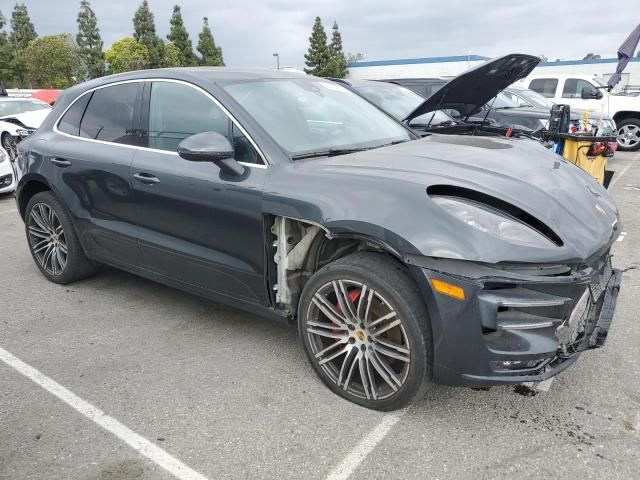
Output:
top-left (273, 53), bottom-right (280, 70)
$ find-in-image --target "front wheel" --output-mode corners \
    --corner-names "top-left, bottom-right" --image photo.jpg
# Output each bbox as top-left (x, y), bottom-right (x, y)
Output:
top-left (298, 252), bottom-right (431, 410)
top-left (616, 118), bottom-right (640, 151)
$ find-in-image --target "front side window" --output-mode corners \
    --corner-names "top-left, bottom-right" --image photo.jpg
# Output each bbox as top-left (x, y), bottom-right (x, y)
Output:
top-left (224, 79), bottom-right (412, 156)
top-left (80, 83), bottom-right (141, 144)
top-left (562, 79), bottom-right (598, 98)
top-left (529, 78), bottom-right (558, 98)
top-left (148, 82), bottom-right (229, 152)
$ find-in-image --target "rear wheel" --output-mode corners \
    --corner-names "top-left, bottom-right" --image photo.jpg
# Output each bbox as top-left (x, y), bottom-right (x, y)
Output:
top-left (298, 252), bottom-right (431, 410)
top-left (616, 118), bottom-right (640, 151)
top-left (25, 191), bottom-right (97, 284)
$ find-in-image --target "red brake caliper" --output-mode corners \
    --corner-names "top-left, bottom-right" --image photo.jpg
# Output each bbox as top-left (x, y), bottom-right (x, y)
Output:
top-left (333, 289), bottom-right (361, 333)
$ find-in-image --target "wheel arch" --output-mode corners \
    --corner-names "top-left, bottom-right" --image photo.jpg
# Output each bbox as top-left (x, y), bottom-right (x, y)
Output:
top-left (17, 176), bottom-right (52, 220)
top-left (612, 111), bottom-right (640, 124)
top-left (267, 215), bottom-right (417, 319)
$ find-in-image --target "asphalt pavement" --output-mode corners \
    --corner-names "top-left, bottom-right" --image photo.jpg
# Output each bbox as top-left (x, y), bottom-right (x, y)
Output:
top-left (1, 152), bottom-right (638, 480)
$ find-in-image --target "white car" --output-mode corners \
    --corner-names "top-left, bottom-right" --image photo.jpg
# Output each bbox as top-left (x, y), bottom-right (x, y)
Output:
top-left (0, 97), bottom-right (52, 160)
top-left (522, 74), bottom-right (640, 150)
top-left (0, 146), bottom-right (15, 194)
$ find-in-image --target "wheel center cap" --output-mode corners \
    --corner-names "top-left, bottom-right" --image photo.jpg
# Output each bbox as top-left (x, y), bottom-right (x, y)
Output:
top-left (356, 330), bottom-right (365, 342)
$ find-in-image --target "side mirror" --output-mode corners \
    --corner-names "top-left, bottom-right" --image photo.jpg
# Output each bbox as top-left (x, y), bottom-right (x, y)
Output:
top-left (581, 87), bottom-right (602, 100)
top-left (177, 131), bottom-right (245, 176)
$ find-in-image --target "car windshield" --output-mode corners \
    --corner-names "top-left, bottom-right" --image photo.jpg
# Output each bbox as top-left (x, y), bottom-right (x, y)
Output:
top-left (223, 78), bottom-right (412, 156)
top-left (510, 88), bottom-right (553, 109)
top-left (592, 77), bottom-right (608, 87)
top-left (0, 99), bottom-right (50, 117)
top-left (354, 83), bottom-right (453, 126)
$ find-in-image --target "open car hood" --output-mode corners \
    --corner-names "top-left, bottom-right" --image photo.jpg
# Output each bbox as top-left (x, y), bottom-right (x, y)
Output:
top-left (404, 54), bottom-right (541, 123)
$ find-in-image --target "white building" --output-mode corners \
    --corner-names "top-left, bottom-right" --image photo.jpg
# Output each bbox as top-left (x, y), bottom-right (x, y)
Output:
top-left (347, 54), bottom-right (640, 91)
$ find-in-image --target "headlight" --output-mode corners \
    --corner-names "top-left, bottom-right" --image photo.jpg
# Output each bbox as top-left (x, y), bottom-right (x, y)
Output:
top-left (432, 197), bottom-right (555, 248)
top-left (16, 129), bottom-right (32, 137)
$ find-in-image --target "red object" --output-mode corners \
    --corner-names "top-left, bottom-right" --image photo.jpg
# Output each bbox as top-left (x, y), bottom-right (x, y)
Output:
top-left (31, 89), bottom-right (62, 105)
top-left (505, 128), bottom-right (513, 137)
top-left (588, 142), bottom-right (607, 156)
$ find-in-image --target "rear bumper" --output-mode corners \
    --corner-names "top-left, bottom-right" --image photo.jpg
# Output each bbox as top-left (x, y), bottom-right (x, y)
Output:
top-left (407, 254), bottom-right (622, 387)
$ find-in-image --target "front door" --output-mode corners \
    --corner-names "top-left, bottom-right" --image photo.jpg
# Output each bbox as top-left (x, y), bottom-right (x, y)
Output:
top-left (52, 81), bottom-right (144, 266)
top-left (131, 80), bottom-right (268, 305)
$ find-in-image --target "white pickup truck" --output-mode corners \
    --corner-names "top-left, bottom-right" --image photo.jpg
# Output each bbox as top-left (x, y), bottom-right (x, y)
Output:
top-left (522, 74), bottom-right (640, 151)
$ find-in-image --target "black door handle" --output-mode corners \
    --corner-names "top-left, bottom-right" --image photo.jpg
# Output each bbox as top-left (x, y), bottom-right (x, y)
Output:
top-left (133, 172), bottom-right (161, 184)
top-left (50, 158), bottom-right (72, 167)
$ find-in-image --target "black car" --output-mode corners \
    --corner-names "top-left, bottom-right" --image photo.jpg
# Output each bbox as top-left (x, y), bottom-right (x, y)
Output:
top-left (14, 66), bottom-right (622, 410)
top-left (387, 77), bottom-right (447, 99)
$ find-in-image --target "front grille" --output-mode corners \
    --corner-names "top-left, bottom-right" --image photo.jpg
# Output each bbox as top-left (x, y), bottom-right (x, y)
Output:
top-left (478, 252), bottom-right (613, 374)
top-left (558, 257), bottom-right (613, 355)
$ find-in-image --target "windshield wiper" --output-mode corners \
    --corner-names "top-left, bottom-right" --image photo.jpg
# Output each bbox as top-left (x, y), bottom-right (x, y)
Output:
top-left (291, 147), bottom-right (371, 160)
top-left (291, 140), bottom-right (409, 160)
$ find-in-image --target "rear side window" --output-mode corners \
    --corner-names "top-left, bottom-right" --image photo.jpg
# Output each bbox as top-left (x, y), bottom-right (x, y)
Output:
top-left (58, 93), bottom-right (91, 136)
top-left (562, 79), bottom-right (598, 98)
top-left (80, 83), bottom-right (141, 144)
top-left (148, 81), bottom-right (229, 152)
top-left (529, 78), bottom-right (558, 98)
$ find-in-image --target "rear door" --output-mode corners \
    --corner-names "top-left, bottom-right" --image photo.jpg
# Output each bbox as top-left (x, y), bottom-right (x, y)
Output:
top-left (131, 80), bottom-right (268, 304)
top-left (52, 81), bottom-right (144, 266)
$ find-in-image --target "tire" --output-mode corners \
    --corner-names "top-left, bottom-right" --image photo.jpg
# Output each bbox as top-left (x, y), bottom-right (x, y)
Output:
top-left (298, 252), bottom-right (432, 410)
top-left (616, 118), bottom-right (640, 151)
top-left (25, 191), bottom-right (97, 284)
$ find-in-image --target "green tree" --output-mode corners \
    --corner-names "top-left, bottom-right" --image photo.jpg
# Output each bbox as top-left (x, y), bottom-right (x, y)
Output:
top-left (133, 0), bottom-right (164, 68)
top-left (0, 10), bottom-right (12, 85)
top-left (167, 5), bottom-right (195, 66)
top-left (162, 42), bottom-right (182, 67)
top-left (304, 17), bottom-right (331, 76)
top-left (76, 0), bottom-right (105, 79)
top-left (326, 21), bottom-right (347, 78)
top-left (197, 16), bottom-right (223, 66)
top-left (9, 3), bottom-right (37, 86)
top-left (105, 37), bottom-right (149, 73)
top-left (24, 34), bottom-right (85, 88)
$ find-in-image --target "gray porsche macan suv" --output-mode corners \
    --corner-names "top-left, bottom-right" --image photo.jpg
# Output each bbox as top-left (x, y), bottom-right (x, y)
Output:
top-left (14, 60), bottom-right (622, 410)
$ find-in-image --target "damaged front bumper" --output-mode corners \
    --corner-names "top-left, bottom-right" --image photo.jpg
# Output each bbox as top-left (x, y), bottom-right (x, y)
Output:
top-left (406, 252), bottom-right (622, 387)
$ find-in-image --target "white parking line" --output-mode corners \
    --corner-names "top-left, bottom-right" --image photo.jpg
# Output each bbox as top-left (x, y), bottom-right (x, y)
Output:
top-left (324, 410), bottom-right (405, 480)
top-left (609, 152), bottom-right (640, 188)
top-left (0, 346), bottom-right (210, 480)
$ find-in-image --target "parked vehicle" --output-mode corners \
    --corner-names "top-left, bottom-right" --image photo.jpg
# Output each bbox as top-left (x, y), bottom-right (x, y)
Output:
top-left (31, 89), bottom-right (63, 106)
top-left (14, 65), bottom-right (622, 410)
top-left (525, 74), bottom-right (640, 150)
top-left (0, 97), bottom-right (52, 161)
top-left (333, 78), bottom-right (457, 130)
top-left (386, 78), bottom-right (447, 98)
top-left (0, 146), bottom-right (15, 194)
top-left (385, 77), bottom-right (615, 136)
